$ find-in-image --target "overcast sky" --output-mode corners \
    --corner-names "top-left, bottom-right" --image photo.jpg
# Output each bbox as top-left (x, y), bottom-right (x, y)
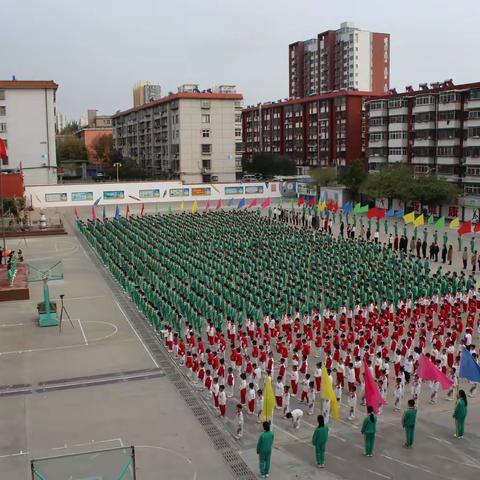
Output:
top-left (2, 0), bottom-right (479, 119)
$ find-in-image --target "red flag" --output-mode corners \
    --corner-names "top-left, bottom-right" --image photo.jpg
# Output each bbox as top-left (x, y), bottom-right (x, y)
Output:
top-left (247, 198), bottom-right (258, 208)
top-left (474, 223), bottom-right (480, 233)
top-left (333, 201), bottom-right (339, 213)
top-left (327, 199), bottom-right (334, 211)
top-left (417, 354), bottom-right (453, 390)
top-left (297, 196), bottom-right (305, 207)
top-left (376, 208), bottom-right (385, 219)
top-left (0, 138), bottom-right (7, 162)
top-left (140, 203), bottom-right (145, 216)
top-left (91, 206), bottom-right (97, 221)
top-left (204, 199), bottom-right (211, 212)
top-left (458, 220), bottom-right (472, 236)
top-left (367, 207), bottom-right (378, 219)
top-left (125, 204), bottom-right (130, 220)
top-left (363, 360), bottom-right (386, 414)
top-left (308, 197), bottom-right (315, 208)
top-left (215, 198), bottom-right (222, 210)
top-left (261, 198), bottom-right (270, 209)
top-left (74, 208), bottom-right (79, 219)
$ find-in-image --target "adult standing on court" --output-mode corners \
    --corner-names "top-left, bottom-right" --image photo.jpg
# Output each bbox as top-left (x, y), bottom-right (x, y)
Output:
top-left (311, 414), bottom-right (329, 468)
top-left (257, 421), bottom-right (274, 478)
top-left (402, 399), bottom-right (417, 447)
top-left (361, 406), bottom-right (377, 457)
top-left (453, 390), bottom-right (468, 438)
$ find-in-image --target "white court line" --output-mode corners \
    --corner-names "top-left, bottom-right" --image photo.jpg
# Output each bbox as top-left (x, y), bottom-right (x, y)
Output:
top-left (366, 469), bottom-right (392, 479)
top-left (114, 299), bottom-right (159, 368)
top-left (0, 323), bottom-right (24, 327)
top-left (427, 435), bottom-right (452, 445)
top-left (330, 453), bottom-right (346, 462)
top-left (0, 450), bottom-right (29, 459)
top-left (84, 321), bottom-right (118, 342)
top-left (78, 319), bottom-right (88, 346)
top-left (381, 454), bottom-right (432, 473)
top-left (435, 455), bottom-right (480, 470)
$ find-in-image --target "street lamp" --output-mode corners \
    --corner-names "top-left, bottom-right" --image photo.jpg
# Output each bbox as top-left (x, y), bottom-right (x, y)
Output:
top-left (113, 162), bottom-right (121, 182)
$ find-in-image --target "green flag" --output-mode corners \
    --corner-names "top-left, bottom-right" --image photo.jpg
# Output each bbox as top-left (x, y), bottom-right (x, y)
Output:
top-left (359, 204), bottom-right (369, 214)
top-left (353, 202), bottom-right (361, 214)
top-left (427, 215), bottom-right (434, 225)
top-left (167, 206), bottom-right (173, 215)
top-left (435, 216), bottom-right (445, 229)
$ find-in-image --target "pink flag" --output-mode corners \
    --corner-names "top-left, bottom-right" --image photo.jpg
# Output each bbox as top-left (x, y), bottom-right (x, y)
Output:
top-left (204, 199), bottom-right (211, 212)
top-left (215, 198), bottom-right (222, 210)
top-left (125, 204), bottom-right (130, 220)
top-left (363, 360), bottom-right (386, 414)
top-left (140, 203), bottom-right (145, 216)
top-left (261, 198), bottom-right (271, 209)
top-left (247, 198), bottom-right (258, 208)
top-left (417, 354), bottom-right (453, 390)
top-left (91, 206), bottom-right (97, 221)
top-left (74, 208), bottom-right (79, 219)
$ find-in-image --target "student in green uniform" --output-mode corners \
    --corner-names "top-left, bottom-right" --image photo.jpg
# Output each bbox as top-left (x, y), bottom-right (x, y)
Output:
top-left (361, 406), bottom-right (377, 457)
top-left (312, 414), bottom-right (329, 468)
top-left (402, 399), bottom-right (417, 447)
top-left (257, 421), bottom-right (274, 478)
top-left (453, 390), bottom-right (468, 439)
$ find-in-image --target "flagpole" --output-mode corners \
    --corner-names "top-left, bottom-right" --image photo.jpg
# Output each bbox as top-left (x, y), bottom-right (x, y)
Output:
top-left (0, 158), bottom-right (5, 263)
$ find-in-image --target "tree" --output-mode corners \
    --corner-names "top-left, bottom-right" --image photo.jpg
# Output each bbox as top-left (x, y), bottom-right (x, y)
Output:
top-left (60, 121), bottom-right (80, 135)
top-left (310, 167), bottom-right (337, 187)
top-left (102, 158), bottom-right (147, 180)
top-left (410, 176), bottom-right (461, 207)
top-left (91, 134), bottom-right (113, 164)
top-left (56, 136), bottom-right (87, 163)
top-left (337, 160), bottom-right (367, 200)
top-left (243, 153), bottom-right (297, 177)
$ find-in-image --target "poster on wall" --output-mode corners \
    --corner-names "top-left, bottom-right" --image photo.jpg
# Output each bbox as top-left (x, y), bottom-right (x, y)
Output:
top-left (245, 186), bottom-right (264, 194)
top-left (191, 187), bottom-right (211, 196)
top-left (139, 189), bottom-right (161, 199)
top-left (224, 186), bottom-right (243, 195)
top-left (71, 192), bottom-right (93, 202)
top-left (103, 191), bottom-right (125, 200)
top-left (45, 193), bottom-right (67, 202)
top-left (169, 188), bottom-right (190, 197)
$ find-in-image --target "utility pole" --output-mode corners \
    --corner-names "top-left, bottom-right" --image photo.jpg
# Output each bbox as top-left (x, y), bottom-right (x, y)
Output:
top-left (113, 162), bottom-right (121, 182)
top-left (0, 159), bottom-right (5, 264)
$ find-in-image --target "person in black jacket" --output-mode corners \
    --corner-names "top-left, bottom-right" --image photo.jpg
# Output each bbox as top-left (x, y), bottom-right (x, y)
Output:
top-left (441, 244), bottom-right (448, 263)
top-left (416, 239), bottom-right (422, 258)
top-left (433, 242), bottom-right (440, 262)
top-left (422, 239), bottom-right (427, 259)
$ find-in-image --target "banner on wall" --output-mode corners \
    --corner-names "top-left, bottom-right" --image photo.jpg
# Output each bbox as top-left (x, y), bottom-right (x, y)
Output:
top-left (71, 192), bottom-right (93, 202)
top-left (169, 188), bottom-right (190, 197)
top-left (139, 189), bottom-right (160, 199)
top-left (103, 191), bottom-right (125, 200)
top-left (225, 186), bottom-right (244, 195)
top-left (191, 187), bottom-right (211, 196)
top-left (245, 186), bottom-right (264, 194)
top-left (45, 193), bottom-right (67, 202)
top-left (297, 183), bottom-right (316, 196)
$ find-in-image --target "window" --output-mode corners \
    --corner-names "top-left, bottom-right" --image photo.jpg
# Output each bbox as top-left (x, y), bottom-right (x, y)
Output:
top-left (0, 106), bottom-right (5, 116)
top-left (202, 159), bottom-right (211, 169)
top-left (369, 117), bottom-right (388, 126)
top-left (389, 131), bottom-right (408, 140)
top-left (0, 123), bottom-right (6, 132)
top-left (201, 114), bottom-right (210, 123)
top-left (202, 129), bottom-right (210, 138)
top-left (201, 100), bottom-right (210, 109)
top-left (439, 110), bottom-right (460, 121)
top-left (414, 165), bottom-right (429, 175)
top-left (469, 127), bottom-right (480, 138)
top-left (389, 115), bottom-right (407, 124)
top-left (439, 92), bottom-right (459, 104)
top-left (369, 132), bottom-right (387, 142)
top-left (415, 95), bottom-right (434, 106)
top-left (466, 167), bottom-right (480, 176)
top-left (388, 98), bottom-right (408, 109)
top-left (368, 100), bottom-right (387, 111)
top-left (437, 146), bottom-right (459, 156)
top-left (201, 144), bottom-right (211, 154)
top-left (469, 89), bottom-right (480, 100)
top-left (235, 128), bottom-right (242, 137)
top-left (235, 142), bottom-right (243, 153)
top-left (465, 184), bottom-right (480, 195)
top-left (389, 147), bottom-right (407, 156)
top-left (0, 90), bottom-right (4, 100)
top-left (468, 110), bottom-right (480, 120)
top-left (235, 113), bottom-right (242, 123)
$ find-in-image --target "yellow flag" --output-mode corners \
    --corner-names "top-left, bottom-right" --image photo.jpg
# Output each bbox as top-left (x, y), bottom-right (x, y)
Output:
top-left (449, 217), bottom-right (460, 229)
top-left (180, 200), bottom-right (184, 211)
top-left (192, 200), bottom-right (198, 214)
top-left (261, 376), bottom-right (275, 422)
top-left (413, 213), bottom-right (424, 228)
top-left (317, 200), bottom-right (326, 212)
top-left (321, 365), bottom-right (339, 421)
top-left (403, 211), bottom-right (415, 224)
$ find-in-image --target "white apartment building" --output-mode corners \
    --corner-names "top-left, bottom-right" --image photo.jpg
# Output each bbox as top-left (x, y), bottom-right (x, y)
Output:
top-left (0, 80), bottom-right (58, 185)
top-left (112, 84), bottom-right (243, 183)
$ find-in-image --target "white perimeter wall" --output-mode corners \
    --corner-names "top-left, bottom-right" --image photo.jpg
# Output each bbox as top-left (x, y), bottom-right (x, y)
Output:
top-left (25, 180), bottom-right (281, 209)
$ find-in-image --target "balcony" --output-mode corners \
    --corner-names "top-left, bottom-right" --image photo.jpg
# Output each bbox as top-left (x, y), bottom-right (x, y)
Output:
top-left (368, 108), bottom-right (388, 118)
top-left (388, 106), bottom-right (408, 116)
top-left (413, 103), bottom-right (436, 113)
top-left (465, 118), bottom-right (480, 128)
top-left (368, 139), bottom-right (388, 147)
top-left (368, 155), bottom-right (387, 164)
top-left (438, 101), bottom-right (461, 111)
top-left (438, 119), bottom-right (461, 129)
top-left (466, 99), bottom-right (480, 110)
top-left (463, 174), bottom-right (480, 184)
top-left (437, 173), bottom-right (460, 183)
top-left (437, 137), bottom-right (460, 146)
top-left (368, 124), bottom-right (388, 132)
top-left (436, 156), bottom-right (460, 165)
top-left (414, 121), bottom-right (435, 130)
top-left (464, 156), bottom-right (480, 166)
top-left (389, 154), bottom-right (408, 163)
top-left (411, 156), bottom-right (435, 165)
top-left (465, 137), bottom-right (480, 147)
top-left (388, 138), bottom-right (408, 148)
top-left (413, 138), bottom-right (435, 147)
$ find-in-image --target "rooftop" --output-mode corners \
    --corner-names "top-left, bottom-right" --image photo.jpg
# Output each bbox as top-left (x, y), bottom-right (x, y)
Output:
top-left (0, 80), bottom-right (58, 90)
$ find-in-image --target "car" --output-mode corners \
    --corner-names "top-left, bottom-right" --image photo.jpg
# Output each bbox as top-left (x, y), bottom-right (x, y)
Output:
top-left (241, 174), bottom-right (262, 182)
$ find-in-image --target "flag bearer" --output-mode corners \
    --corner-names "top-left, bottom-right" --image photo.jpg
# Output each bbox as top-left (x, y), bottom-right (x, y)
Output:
top-left (453, 390), bottom-right (468, 439)
top-left (312, 414), bottom-right (329, 468)
top-left (257, 421), bottom-right (274, 479)
top-left (361, 406), bottom-right (377, 457)
top-left (402, 399), bottom-right (417, 448)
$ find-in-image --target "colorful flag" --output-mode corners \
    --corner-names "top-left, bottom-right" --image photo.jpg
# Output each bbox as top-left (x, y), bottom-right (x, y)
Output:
top-left (216, 198), bottom-right (222, 210)
top-left (167, 206), bottom-right (173, 215)
top-left (363, 360), bottom-right (386, 414)
top-left (180, 200), bottom-right (185, 211)
top-left (459, 349), bottom-right (480, 382)
top-left (474, 223), bottom-right (480, 233)
top-left (317, 200), bottom-right (326, 212)
top-left (73, 208), bottom-right (79, 219)
top-left (237, 198), bottom-right (246, 209)
top-left (297, 196), bottom-right (305, 207)
top-left (413, 213), bottom-right (424, 228)
top-left (395, 209), bottom-right (405, 218)
top-left (204, 199), bottom-right (211, 212)
top-left (403, 211), bottom-right (415, 224)
top-left (435, 216), bottom-right (445, 229)
top-left (308, 197), bottom-right (315, 208)
top-left (321, 365), bottom-right (339, 421)
top-left (385, 208), bottom-right (395, 217)
top-left (247, 198), bottom-right (258, 208)
top-left (343, 201), bottom-right (353, 215)
top-left (458, 220), bottom-right (472, 236)
top-left (417, 355), bottom-right (453, 390)
top-left (353, 202), bottom-right (361, 214)
top-left (125, 204), bottom-right (130, 220)
top-left (261, 376), bottom-right (275, 422)
top-left (367, 207), bottom-right (378, 219)
top-left (102, 206), bottom-right (106, 221)
top-left (227, 198), bottom-right (234, 207)
top-left (140, 203), bottom-right (145, 216)
top-left (449, 218), bottom-right (460, 229)
top-left (261, 198), bottom-right (270, 209)
top-left (91, 206), bottom-right (97, 221)
top-left (427, 215), bottom-right (434, 225)
top-left (192, 200), bottom-right (198, 213)
top-left (327, 199), bottom-right (335, 212)
top-left (115, 205), bottom-right (120, 220)
top-left (0, 138), bottom-right (8, 162)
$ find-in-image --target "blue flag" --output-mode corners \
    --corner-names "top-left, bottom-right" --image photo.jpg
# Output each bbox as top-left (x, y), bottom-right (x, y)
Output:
top-left (342, 201), bottom-right (352, 215)
top-left (94, 196), bottom-right (101, 206)
top-left (237, 198), bottom-right (246, 209)
top-left (227, 197), bottom-right (234, 207)
top-left (459, 348), bottom-right (480, 382)
top-left (386, 208), bottom-right (395, 217)
top-left (102, 206), bottom-right (106, 221)
top-left (395, 209), bottom-right (404, 218)
top-left (115, 205), bottom-right (120, 220)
